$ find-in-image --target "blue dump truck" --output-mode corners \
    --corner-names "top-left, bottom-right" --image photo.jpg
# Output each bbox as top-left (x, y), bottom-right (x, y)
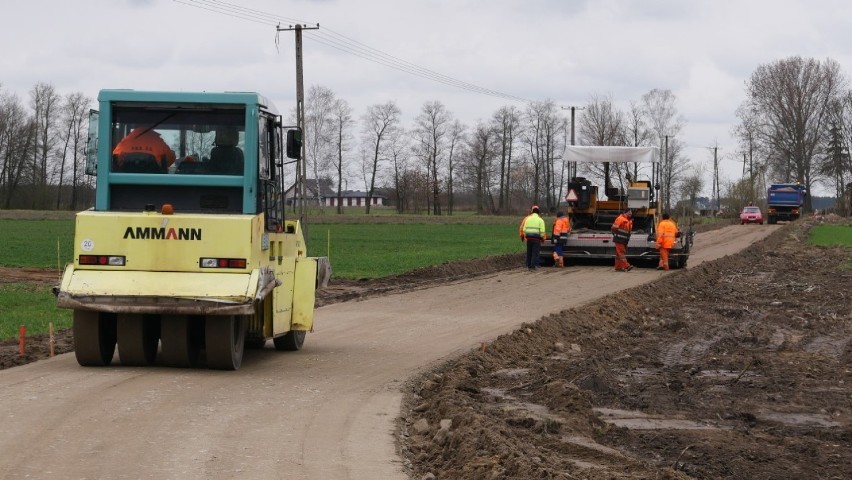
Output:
top-left (766, 183), bottom-right (807, 224)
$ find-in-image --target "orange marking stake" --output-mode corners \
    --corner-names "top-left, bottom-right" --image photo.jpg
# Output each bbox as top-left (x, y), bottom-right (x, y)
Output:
top-left (18, 325), bottom-right (26, 355)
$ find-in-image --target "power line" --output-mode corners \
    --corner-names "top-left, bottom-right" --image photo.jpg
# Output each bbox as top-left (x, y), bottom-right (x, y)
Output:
top-left (175, 0), bottom-right (532, 103)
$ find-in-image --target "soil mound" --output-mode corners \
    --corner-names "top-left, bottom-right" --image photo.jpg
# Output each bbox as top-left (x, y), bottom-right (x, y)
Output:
top-left (397, 217), bottom-right (852, 479)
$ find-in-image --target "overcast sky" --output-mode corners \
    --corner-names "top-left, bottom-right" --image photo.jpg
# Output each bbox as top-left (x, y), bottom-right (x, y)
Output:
top-left (3, 0), bottom-right (850, 195)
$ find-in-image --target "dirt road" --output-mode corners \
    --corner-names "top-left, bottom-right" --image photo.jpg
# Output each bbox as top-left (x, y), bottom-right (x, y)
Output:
top-left (0, 225), bottom-right (779, 479)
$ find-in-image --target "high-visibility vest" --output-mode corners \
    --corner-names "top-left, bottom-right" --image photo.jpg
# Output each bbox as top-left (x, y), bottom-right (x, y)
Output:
top-left (553, 216), bottom-right (570, 236)
top-left (612, 213), bottom-right (633, 233)
top-left (520, 213), bottom-right (546, 240)
top-left (656, 219), bottom-right (678, 249)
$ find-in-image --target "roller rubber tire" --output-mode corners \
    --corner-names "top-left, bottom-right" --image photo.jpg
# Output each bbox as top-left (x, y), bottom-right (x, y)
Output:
top-left (73, 310), bottom-right (117, 367)
top-left (161, 315), bottom-right (202, 368)
top-left (273, 330), bottom-right (306, 351)
top-left (117, 314), bottom-right (160, 366)
top-left (205, 315), bottom-right (247, 370)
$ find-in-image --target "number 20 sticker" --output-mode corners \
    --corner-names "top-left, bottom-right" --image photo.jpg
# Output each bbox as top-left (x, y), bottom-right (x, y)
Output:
top-left (81, 239), bottom-right (95, 252)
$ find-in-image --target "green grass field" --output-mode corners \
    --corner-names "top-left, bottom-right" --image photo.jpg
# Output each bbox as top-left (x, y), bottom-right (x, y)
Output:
top-left (4, 212), bottom-right (851, 341)
top-left (809, 224), bottom-right (852, 269)
top-left (0, 219), bottom-right (76, 268)
top-left (0, 283), bottom-right (72, 340)
top-left (0, 214), bottom-right (523, 340)
top-left (0, 217), bottom-right (522, 275)
top-left (308, 223), bottom-right (521, 278)
top-left (809, 224), bottom-right (852, 246)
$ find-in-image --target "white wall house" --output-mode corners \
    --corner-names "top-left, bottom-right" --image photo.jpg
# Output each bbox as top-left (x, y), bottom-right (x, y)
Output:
top-left (284, 179), bottom-right (387, 208)
top-left (325, 190), bottom-right (386, 208)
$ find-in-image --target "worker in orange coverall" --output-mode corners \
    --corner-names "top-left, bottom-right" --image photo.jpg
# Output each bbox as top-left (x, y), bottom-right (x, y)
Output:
top-left (655, 212), bottom-right (678, 270)
top-left (551, 211), bottom-right (570, 267)
top-left (611, 209), bottom-right (634, 272)
top-left (112, 127), bottom-right (176, 173)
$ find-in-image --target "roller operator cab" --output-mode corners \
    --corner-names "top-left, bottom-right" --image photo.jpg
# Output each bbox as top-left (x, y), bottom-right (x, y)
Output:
top-left (56, 90), bottom-right (331, 370)
top-left (539, 146), bottom-right (694, 269)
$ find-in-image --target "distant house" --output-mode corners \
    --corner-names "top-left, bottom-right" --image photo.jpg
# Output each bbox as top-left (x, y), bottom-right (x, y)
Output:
top-left (283, 178), bottom-right (335, 206)
top-left (676, 197), bottom-right (724, 217)
top-left (695, 199), bottom-right (720, 217)
top-left (326, 190), bottom-right (387, 208)
top-left (283, 179), bottom-right (387, 208)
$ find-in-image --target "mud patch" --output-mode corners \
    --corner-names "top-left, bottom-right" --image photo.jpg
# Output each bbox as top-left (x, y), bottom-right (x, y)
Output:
top-left (399, 216), bottom-right (852, 480)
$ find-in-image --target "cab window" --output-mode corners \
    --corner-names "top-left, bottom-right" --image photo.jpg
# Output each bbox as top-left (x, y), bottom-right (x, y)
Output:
top-left (110, 105), bottom-right (245, 176)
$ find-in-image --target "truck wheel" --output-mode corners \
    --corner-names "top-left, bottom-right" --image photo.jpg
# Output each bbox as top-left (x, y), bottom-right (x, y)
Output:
top-left (117, 314), bottom-right (160, 366)
top-left (205, 315), bottom-right (247, 370)
top-left (161, 315), bottom-right (203, 368)
top-left (73, 310), bottom-right (117, 366)
top-left (670, 254), bottom-right (688, 269)
top-left (274, 330), bottom-right (306, 351)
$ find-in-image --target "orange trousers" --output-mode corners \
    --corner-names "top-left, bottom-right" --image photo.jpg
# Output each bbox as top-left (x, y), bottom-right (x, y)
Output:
top-left (614, 243), bottom-right (631, 271)
top-left (658, 248), bottom-right (670, 270)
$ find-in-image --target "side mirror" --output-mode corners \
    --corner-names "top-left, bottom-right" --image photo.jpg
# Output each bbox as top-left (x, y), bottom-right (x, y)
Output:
top-left (286, 129), bottom-right (302, 160)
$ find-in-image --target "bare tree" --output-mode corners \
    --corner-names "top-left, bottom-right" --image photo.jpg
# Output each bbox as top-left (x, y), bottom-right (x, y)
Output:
top-left (465, 120), bottom-right (496, 213)
top-left (577, 94), bottom-right (630, 194)
top-left (412, 101), bottom-right (451, 215)
top-left (520, 100), bottom-right (563, 211)
top-left (491, 106), bottom-right (520, 213)
top-left (445, 120), bottom-right (466, 215)
top-left (724, 177), bottom-right (759, 217)
top-left (743, 56), bottom-right (847, 211)
top-left (331, 98), bottom-right (353, 214)
top-left (678, 164), bottom-right (704, 220)
top-left (625, 100), bottom-right (653, 180)
top-left (387, 128), bottom-right (412, 213)
top-left (303, 85), bottom-right (336, 209)
top-left (642, 89), bottom-right (687, 211)
top-left (817, 95), bottom-right (852, 215)
top-left (733, 102), bottom-right (765, 203)
top-left (360, 101), bottom-right (400, 214)
top-left (0, 89), bottom-right (37, 208)
top-left (662, 137), bottom-right (690, 211)
top-left (29, 82), bottom-right (61, 208)
top-left (55, 92), bottom-right (91, 209)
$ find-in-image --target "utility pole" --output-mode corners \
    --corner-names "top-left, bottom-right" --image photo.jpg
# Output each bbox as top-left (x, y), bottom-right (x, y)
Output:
top-left (560, 106), bottom-right (583, 179)
top-left (662, 135), bottom-right (670, 209)
top-left (712, 146), bottom-right (720, 214)
top-left (277, 23), bottom-right (319, 234)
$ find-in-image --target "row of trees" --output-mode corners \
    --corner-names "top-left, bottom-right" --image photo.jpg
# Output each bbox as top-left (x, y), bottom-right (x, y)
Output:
top-left (1, 80), bottom-right (694, 216)
top-left (0, 82), bottom-right (93, 210)
top-left (733, 56), bottom-right (852, 215)
top-left (5, 55), bottom-right (850, 216)
top-left (301, 85), bottom-right (695, 216)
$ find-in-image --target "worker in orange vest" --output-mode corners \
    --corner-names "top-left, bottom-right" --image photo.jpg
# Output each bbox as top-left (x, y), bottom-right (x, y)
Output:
top-left (611, 209), bottom-right (634, 272)
top-left (551, 211), bottom-right (570, 267)
top-left (112, 127), bottom-right (176, 173)
top-left (655, 212), bottom-right (678, 270)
